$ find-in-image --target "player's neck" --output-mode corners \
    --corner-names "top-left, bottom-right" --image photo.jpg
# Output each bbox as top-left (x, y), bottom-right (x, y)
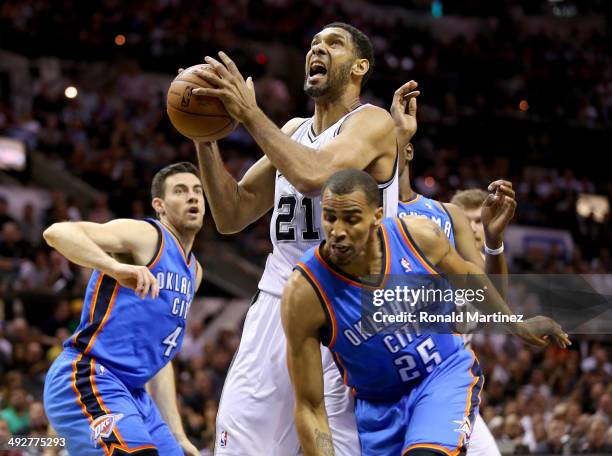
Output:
top-left (399, 168), bottom-right (415, 201)
top-left (312, 92), bottom-right (361, 135)
top-left (160, 220), bottom-right (196, 255)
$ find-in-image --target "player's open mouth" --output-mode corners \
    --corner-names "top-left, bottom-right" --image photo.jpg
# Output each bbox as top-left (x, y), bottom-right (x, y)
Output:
top-left (308, 62), bottom-right (327, 82)
top-left (187, 207), bottom-right (199, 215)
top-left (331, 244), bottom-right (350, 257)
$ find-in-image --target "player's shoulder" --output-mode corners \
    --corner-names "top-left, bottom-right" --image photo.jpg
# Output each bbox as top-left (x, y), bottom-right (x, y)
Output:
top-left (441, 202), bottom-right (461, 217)
top-left (282, 117), bottom-right (309, 135)
top-left (399, 216), bottom-right (449, 254)
top-left (282, 269), bottom-right (327, 331)
top-left (342, 104), bottom-right (394, 134)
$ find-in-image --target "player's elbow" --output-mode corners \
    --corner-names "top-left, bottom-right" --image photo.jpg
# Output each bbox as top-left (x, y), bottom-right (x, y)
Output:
top-left (293, 175), bottom-right (324, 197)
top-left (214, 218), bottom-right (246, 235)
top-left (43, 223), bottom-right (67, 247)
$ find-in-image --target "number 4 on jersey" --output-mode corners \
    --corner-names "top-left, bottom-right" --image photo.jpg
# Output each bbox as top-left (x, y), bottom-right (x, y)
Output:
top-left (162, 326), bottom-right (183, 357)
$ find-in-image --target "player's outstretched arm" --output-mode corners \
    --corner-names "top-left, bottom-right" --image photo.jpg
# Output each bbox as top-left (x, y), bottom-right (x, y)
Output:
top-left (404, 217), bottom-right (570, 348)
top-left (194, 117), bottom-right (305, 234)
top-left (444, 204), bottom-right (485, 270)
top-left (281, 271), bottom-right (335, 456)
top-left (147, 362), bottom-right (199, 456)
top-left (43, 219), bottom-right (159, 298)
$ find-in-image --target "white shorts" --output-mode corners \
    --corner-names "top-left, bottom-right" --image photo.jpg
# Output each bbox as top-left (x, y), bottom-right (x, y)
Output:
top-left (215, 290), bottom-right (359, 455)
top-left (467, 414), bottom-right (500, 456)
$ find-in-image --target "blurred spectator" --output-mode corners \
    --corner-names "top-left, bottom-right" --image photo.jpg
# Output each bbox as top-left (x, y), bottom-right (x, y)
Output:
top-left (0, 388), bottom-right (30, 434)
top-left (0, 197), bottom-right (16, 231)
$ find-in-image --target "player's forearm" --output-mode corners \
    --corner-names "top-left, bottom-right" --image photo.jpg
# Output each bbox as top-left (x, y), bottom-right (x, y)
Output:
top-left (463, 261), bottom-right (517, 324)
top-left (43, 223), bottom-right (120, 275)
top-left (195, 142), bottom-right (250, 233)
top-left (147, 362), bottom-right (188, 440)
top-left (242, 108), bottom-right (322, 194)
top-left (484, 252), bottom-right (508, 297)
top-left (295, 403), bottom-right (335, 456)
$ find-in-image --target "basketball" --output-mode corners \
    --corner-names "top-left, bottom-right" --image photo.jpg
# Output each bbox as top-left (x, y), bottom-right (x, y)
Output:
top-left (166, 64), bottom-right (237, 141)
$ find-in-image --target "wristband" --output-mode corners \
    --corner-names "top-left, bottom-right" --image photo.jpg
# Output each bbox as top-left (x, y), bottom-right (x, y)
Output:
top-left (484, 242), bottom-right (504, 256)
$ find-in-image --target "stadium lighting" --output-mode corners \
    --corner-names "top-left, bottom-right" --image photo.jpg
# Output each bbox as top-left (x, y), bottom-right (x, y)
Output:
top-left (115, 34), bottom-right (126, 46)
top-left (64, 86), bottom-right (78, 99)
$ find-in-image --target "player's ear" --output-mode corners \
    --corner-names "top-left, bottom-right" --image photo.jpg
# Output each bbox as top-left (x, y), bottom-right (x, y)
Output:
top-left (405, 143), bottom-right (414, 162)
top-left (373, 206), bottom-right (384, 227)
top-left (151, 197), bottom-right (164, 217)
top-left (352, 58), bottom-right (369, 79)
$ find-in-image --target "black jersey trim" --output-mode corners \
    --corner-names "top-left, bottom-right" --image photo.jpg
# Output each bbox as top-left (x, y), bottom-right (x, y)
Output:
top-left (397, 218), bottom-right (444, 275)
top-left (144, 219), bottom-right (164, 269)
top-left (72, 354), bottom-right (124, 451)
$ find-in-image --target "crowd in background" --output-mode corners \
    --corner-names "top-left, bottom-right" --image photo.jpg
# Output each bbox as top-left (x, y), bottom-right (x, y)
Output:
top-left (0, 0), bottom-right (611, 454)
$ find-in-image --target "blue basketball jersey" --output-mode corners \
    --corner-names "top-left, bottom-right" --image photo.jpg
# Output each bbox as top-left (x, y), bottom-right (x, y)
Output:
top-left (65, 219), bottom-right (197, 389)
top-left (398, 194), bottom-right (455, 247)
top-left (296, 217), bottom-right (463, 401)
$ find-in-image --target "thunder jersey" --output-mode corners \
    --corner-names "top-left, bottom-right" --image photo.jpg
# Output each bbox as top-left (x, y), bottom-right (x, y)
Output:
top-left (296, 217), bottom-right (464, 401)
top-left (65, 219), bottom-right (197, 389)
top-left (259, 104), bottom-right (399, 297)
top-left (398, 194), bottom-right (455, 248)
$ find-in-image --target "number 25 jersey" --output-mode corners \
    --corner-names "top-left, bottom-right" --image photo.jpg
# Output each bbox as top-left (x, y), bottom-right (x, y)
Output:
top-left (64, 219), bottom-right (197, 389)
top-left (296, 217), bottom-right (464, 401)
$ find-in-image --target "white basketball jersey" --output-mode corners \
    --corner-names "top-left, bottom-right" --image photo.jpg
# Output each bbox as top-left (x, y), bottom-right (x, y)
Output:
top-left (258, 104), bottom-right (399, 297)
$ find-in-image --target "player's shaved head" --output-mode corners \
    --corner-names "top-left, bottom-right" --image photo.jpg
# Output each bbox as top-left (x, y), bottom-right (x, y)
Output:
top-left (151, 162), bottom-right (200, 199)
top-left (321, 169), bottom-right (380, 208)
top-left (324, 22), bottom-right (374, 86)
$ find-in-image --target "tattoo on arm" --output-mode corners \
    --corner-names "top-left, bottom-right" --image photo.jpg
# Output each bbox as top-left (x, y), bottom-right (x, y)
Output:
top-left (314, 429), bottom-right (335, 456)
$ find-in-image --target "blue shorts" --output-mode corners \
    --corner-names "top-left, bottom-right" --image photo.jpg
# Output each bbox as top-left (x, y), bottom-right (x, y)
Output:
top-left (43, 348), bottom-right (183, 455)
top-left (355, 349), bottom-right (483, 456)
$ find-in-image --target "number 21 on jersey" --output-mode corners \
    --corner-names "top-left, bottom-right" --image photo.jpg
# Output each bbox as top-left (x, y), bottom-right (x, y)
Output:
top-left (275, 195), bottom-right (320, 241)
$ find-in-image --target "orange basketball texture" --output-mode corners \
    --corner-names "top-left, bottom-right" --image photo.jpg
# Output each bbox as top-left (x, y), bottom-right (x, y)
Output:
top-left (166, 64), bottom-right (237, 141)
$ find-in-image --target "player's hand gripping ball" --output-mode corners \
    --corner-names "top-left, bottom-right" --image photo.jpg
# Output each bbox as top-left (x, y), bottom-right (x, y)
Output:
top-left (167, 64), bottom-right (237, 141)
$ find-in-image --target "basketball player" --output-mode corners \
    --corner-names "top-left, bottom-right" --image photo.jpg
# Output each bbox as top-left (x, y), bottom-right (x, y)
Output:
top-left (391, 83), bottom-right (510, 456)
top-left (42, 163), bottom-right (203, 456)
top-left (282, 169), bottom-right (570, 456)
top-left (190, 23), bottom-right (405, 455)
top-left (449, 189), bottom-right (489, 253)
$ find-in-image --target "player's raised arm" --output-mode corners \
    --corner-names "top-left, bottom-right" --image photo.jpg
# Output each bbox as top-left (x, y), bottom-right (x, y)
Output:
top-left (191, 50), bottom-right (396, 196)
top-left (281, 271), bottom-right (335, 456)
top-left (43, 219), bottom-right (159, 298)
top-left (444, 203), bottom-right (485, 269)
top-left (242, 104), bottom-right (395, 195)
top-left (402, 216), bottom-right (570, 348)
top-left (194, 117), bottom-right (305, 234)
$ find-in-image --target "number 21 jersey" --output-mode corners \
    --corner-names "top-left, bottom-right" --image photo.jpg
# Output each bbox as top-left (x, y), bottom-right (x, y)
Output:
top-left (259, 105), bottom-right (399, 297)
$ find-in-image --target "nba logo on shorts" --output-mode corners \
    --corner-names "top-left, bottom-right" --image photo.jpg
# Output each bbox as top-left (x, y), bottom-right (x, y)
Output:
top-left (400, 257), bottom-right (412, 272)
top-left (219, 430), bottom-right (228, 448)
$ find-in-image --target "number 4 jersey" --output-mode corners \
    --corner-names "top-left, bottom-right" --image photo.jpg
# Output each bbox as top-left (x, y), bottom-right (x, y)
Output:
top-left (259, 104), bottom-right (399, 297)
top-left (64, 219), bottom-right (197, 389)
top-left (295, 217), bottom-right (464, 401)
